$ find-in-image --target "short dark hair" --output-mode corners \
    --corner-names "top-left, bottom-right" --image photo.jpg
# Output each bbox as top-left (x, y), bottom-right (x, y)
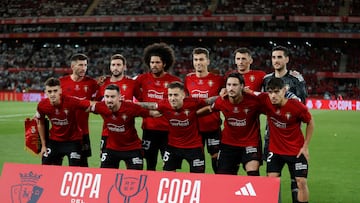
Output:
top-left (70, 53), bottom-right (88, 62)
top-left (233, 47), bottom-right (252, 57)
top-left (111, 54), bottom-right (126, 65)
top-left (105, 84), bottom-right (120, 92)
top-left (272, 46), bottom-right (290, 57)
top-left (192, 47), bottom-right (210, 58)
top-left (167, 81), bottom-right (184, 91)
top-left (143, 42), bottom-right (175, 72)
top-left (266, 78), bottom-right (285, 90)
top-left (226, 72), bottom-right (245, 86)
top-left (44, 77), bottom-right (60, 87)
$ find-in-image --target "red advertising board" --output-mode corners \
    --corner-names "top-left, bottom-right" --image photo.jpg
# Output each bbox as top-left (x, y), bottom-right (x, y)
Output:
top-left (0, 92), bottom-right (45, 102)
top-left (306, 98), bottom-right (360, 111)
top-left (0, 163), bottom-right (280, 203)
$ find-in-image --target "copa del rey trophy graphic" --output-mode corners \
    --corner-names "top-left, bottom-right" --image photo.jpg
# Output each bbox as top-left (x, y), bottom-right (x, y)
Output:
top-left (107, 173), bottom-right (148, 203)
top-left (11, 171), bottom-right (44, 203)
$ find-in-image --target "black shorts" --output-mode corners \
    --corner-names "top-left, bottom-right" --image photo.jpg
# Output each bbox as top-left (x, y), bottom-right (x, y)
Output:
top-left (217, 144), bottom-right (261, 174)
top-left (81, 134), bottom-right (92, 157)
top-left (100, 135), bottom-right (108, 151)
top-left (200, 129), bottom-right (221, 155)
top-left (42, 139), bottom-right (82, 166)
top-left (141, 130), bottom-right (168, 153)
top-left (101, 148), bottom-right (143, 170)
top-left (266, 152), bottom-right (308, 178)
top-left (163, 145), bottom-right (205, 173)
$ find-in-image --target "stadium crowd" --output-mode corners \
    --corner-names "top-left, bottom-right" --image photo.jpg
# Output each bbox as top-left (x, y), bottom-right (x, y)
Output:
top-left (2, 0), bottom-right (360, 17)
top-left (1, 39), bottom-right (359, 99)
top-left (1, 0), bottom-right (359, 100)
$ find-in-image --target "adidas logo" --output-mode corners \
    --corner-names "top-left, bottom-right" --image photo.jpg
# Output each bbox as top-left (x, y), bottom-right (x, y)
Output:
top-left (235, 182), bottom-right (257, 196)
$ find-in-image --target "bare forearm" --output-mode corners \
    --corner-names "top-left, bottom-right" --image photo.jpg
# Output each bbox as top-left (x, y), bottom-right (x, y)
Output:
top-left (304, 118), bottom-right (315, 147)
top-left (196, 105), bottom-right (212, 115)
top-left (136, 102), bottom-right (158, 109)
top-left (205, 96), bottom-right (218, 105)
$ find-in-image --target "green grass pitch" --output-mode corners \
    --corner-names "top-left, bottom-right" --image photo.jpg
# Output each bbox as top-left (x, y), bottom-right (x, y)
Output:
top-left (0, 101), bottom-right (359, 202)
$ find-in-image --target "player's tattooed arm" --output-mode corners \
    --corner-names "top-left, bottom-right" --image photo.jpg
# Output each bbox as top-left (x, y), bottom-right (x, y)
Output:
top-left (136, 102), bottom-right (158, 110)
top-left (205, 96), bottom-right (218, 105)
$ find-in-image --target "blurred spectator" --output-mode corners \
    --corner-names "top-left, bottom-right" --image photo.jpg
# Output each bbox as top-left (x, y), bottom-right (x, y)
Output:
top-left (0, 39), bottom-right (359, 99)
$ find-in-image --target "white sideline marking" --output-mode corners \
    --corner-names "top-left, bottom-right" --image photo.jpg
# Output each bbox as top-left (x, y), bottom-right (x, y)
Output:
top-left (0, 113), bottom-right (33, 118)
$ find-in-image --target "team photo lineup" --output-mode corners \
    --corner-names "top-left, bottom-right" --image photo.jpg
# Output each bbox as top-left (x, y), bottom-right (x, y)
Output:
top-left (2, 1), bottom-right (360, 203)
top-left (32, 42), bottom-right (313, 203)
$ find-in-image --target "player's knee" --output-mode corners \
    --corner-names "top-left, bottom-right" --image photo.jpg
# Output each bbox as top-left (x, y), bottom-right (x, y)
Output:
top-left (295, 177), bottom-right (308, 190)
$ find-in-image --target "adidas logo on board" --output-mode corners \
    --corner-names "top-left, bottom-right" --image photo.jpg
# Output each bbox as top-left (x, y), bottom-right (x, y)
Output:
top-left (235, 182), bottom-right (256, 196)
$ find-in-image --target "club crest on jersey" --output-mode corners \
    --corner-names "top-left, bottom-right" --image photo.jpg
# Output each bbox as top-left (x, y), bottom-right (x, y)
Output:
top-left (285, 84), bottom-right (290, 91)
top-left (122, 84), bottom-right (128, 91)
top-left (243, 108), bottom-right (249, 114)
top-left (184, 109), bottom-right (190, 116)
top-left (250, 75), bottom-right (255, 82)
top-left (64, 109), bottom-right (69, 116)
top-left (208, 80), bottom-right (214, 87)
top-left (285, 112), bottom-right (291, 120)
top-left (121, 114), bottom-right (128, 121)
top-left (233, 107), bottom-right (239, 113)
top-left (84, 85), bottom-right (89, 92)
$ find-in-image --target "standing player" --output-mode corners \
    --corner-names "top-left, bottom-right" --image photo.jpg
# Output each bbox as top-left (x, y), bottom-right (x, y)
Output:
top-left (262, 46), bottom-right (307, 103)
top-left (59, 53), bottom-right (98, 167)
top-left (135, 42), bottom-right (181, 171)
top-left (36, 77), bottom-right (93, 166)
top-left (184, 47), bottom-right (224, 173)
top-left (223, 48), bottom-right (267, 170)
top-left (262, 46), bottom-right (308, 203)
top-left (207, 72), bottom-right (262, 175)
top-left (95, 54), bottom-right (139, 156)
top-left (91, 84), bottom-right (159, 170)
top-left (260, 77), bottom-right (314, 203)
top-left (140, 82), bottom-right (217, 173)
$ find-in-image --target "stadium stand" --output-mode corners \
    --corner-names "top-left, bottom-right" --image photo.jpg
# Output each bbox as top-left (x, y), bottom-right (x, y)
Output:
top-left (0, 0), bottom-right (359, 99)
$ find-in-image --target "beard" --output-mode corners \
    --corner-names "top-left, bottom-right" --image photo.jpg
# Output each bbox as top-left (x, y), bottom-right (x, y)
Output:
top-left (112, 70), bottom-right (122, 77)
top-left (106, 103), bottom-right (114, 110)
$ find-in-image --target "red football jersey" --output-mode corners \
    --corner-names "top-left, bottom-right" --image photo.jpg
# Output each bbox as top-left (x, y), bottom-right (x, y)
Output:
top-left (60, 75), bottom-right (98, 134)
top-left (93, 101), bottom-right (150, 151)
top-left (225, 70), bottom-right (266, 91)
top-left (212, 93), bottom-right (262, 147)
top-left (36, 95), bottom-right (91, 142)
top-left (157, 98), bottom-right (205, 149)
top-left (259, 93), bottom-right (312, 155)
top-left (135, 72), bottom-right (181, 131)
top-left (96, 76), bottom-right (139, 101)
top-left (96, 76), bottom-right (139, 137)
top-left (184, 72), bottom-right (224, 132)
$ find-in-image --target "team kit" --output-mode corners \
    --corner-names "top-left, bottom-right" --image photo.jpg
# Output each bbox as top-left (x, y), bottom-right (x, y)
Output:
top-left (32, 43), bottom-right (313, 203)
